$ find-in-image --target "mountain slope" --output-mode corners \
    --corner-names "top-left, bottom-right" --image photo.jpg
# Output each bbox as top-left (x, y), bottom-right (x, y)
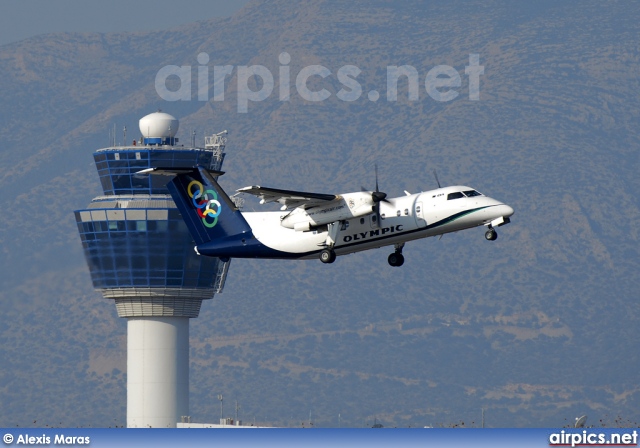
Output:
top-left (0, 0), bottom-right (638, 427)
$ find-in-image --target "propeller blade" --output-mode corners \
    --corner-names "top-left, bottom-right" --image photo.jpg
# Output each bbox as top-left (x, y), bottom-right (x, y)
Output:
top-left (433, 169), bottom-right (441, 188)
top-left (373, 164), bottom-right (390, 202)
top-left (363, 164), bottom-right (389, 209)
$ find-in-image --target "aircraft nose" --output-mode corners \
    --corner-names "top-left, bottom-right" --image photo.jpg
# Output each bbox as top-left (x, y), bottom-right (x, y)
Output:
top-left (503, 204), bottom-right (514, 217)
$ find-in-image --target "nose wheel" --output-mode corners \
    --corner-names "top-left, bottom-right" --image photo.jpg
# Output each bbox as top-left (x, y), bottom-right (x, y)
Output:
top-left (485, 228), bottom-right (498, 241)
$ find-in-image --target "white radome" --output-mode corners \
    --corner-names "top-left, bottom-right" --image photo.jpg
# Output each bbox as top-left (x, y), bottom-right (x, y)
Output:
top-left (139, 112), bottom-right (179, 138)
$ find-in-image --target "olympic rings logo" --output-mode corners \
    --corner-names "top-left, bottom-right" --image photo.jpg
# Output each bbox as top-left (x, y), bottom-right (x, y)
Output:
top-left (188, 180), bottom-right (221, 228)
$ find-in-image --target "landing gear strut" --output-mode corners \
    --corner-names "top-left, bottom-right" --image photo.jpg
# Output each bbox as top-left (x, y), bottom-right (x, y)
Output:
top-left (319, 222), bottom-right (341, 264)
top-left (485, 228), bottom-right (498, 241)
top-left (388, 243), bottom-right (405, 267)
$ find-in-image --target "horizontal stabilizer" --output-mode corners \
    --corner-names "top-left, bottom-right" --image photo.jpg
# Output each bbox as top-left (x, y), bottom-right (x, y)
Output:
top-left (137, 167), bottom-right (225, 177)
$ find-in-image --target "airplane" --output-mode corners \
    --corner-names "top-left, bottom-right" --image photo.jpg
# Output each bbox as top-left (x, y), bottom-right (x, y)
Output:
top-left (140, 166), bottom-right (514, 267)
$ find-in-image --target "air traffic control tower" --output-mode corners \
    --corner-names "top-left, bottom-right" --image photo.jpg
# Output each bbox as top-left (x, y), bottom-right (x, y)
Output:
top-left (74, 112), bottom-right (231, 427)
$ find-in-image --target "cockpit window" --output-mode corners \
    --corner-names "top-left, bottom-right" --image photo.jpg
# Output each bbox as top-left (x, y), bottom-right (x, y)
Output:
top-left (447, 192), bottom-right (465, 200)
top-left (463, 190), bottom-right (482, 197)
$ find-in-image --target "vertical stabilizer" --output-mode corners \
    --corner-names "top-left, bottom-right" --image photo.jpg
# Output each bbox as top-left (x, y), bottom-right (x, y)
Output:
top-left (166, 167), bottom-right (251, 246)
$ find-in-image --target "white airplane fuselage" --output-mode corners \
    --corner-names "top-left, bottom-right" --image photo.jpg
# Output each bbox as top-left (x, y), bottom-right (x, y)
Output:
top-left (242, 185), bottom-right (513, 260)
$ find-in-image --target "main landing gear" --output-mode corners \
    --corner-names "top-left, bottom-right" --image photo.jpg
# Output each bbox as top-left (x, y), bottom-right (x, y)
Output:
top-left (388, 243), bottom-right (405, 267)
top-left (319, 221), bottom-right (340, 264)
top-left (319, 249), bottom-right (336, 264)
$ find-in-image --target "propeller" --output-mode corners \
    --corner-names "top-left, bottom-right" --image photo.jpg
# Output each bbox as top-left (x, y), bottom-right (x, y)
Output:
top-left (361, 164), bottom-right (389, 227)
top-left (371, 164), bottom-right (388, 203)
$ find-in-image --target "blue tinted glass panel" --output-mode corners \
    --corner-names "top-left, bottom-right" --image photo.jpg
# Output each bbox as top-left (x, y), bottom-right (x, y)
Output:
top-left (99, 176), bottom-right (114, 195)
top-left (112, 175), bottom-right (131, 191)
top-left (76, 203), bottom-right (219, 290)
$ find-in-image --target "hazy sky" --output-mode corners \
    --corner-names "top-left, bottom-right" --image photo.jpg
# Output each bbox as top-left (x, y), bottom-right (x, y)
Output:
top-left (0, 0), bottom-right (251, 47)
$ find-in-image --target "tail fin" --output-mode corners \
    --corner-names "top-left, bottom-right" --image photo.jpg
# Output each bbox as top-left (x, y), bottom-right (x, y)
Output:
top-left (165, 166), bottom-right (252, 246)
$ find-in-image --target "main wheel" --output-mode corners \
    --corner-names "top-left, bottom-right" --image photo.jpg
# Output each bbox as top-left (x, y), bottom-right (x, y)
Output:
top-left (485, 229), bottom-right (498, 241)
top-left (320, 249), bottom-right (336, 264)
top-left (388, 252), bottom-right (405, 267)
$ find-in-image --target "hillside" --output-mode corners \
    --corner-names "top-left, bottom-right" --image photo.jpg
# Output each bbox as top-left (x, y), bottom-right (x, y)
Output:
top-left (0, 0), bottom-right (638, 427)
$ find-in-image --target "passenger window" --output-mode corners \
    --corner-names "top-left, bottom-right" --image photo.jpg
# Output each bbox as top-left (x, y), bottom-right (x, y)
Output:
top-left (360, 218), bottom-right (365, 224)
top-left (396, 210), bottom-right (401, 217)
top-left (404, 209), bottom-right (409, 215)
top-left (416, 206), bottom-right (421, 213)
top-left (447, 192), bottom-right (465, 200)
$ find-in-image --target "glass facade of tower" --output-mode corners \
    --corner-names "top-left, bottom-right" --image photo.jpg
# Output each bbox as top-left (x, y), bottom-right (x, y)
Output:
top-left (75, 145), bottom-right (226, 299)
top-left (94, 148), bottom-right (223, 195)
top-left (75, 202), bottom-right (218, 290)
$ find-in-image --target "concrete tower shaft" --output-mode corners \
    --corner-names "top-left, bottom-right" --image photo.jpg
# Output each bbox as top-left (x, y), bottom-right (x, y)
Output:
top-left (127, 317), bottom-right (189, 428)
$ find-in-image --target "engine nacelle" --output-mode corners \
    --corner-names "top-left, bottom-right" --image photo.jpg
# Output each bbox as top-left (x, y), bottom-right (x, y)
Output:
top-left (281, 192), bottom-right (375, 231)
top-left (352, 203), bottom-right (375, 217)
top-left (293, 221), bottom-right (311, 232)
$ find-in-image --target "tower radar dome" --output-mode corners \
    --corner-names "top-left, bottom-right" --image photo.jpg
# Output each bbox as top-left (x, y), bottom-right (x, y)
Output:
top-left (139, 111), bottom-right (179, 145)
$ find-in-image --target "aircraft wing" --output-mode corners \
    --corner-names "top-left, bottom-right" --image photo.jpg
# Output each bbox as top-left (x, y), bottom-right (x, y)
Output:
top-left (237, 186), bottom-right (338, 209)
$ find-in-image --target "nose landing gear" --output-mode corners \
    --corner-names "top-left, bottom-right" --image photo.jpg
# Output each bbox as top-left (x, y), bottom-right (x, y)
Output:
top-left (485, 228), bottom-right (498, 241)
top-left (485, 215), bottom-right (511, 241)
